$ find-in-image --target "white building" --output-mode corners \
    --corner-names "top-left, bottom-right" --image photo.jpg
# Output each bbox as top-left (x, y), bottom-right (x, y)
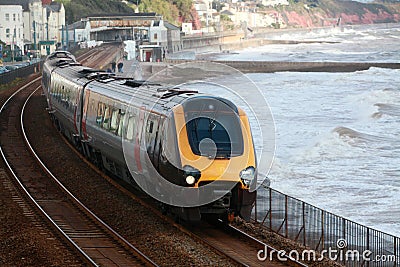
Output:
top-left (182, 23), bottom-right (193, 35)
top-left (0, 5), bottom-right (24, 51)
top-left (262, 0), bottom-right (289, 7)
top-left (45, 2), bottom-right (65, 42)
top-left (149, 20), bottom-right (168, 47)
top-left (23, 0), bottom-right (48, 48)
top-left (67, 20), bottom-right (90, 44)
top-left (221, 5), bottom-right (278, 28)
top-left (0, 0), bottom-right (65, 53)
top-left (194, 0), bottom-right (213, 30)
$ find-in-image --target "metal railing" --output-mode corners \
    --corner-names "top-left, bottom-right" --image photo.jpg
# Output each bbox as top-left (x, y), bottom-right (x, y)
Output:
top-left (254, 186), bottom-right (400, 266)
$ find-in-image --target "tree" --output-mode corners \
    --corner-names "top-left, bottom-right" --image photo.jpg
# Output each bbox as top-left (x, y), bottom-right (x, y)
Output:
top-left (139, 0), bottom-right (180, 24)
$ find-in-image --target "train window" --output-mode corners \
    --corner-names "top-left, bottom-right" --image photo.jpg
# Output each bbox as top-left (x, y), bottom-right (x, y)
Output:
top-left (61, 86), bottom-right (65, 101)
top-left (126, 115), bottom-right (136, 141)
top-left (186, 115), bottom-right (244, 158)
top-left (56, 85), bottom-right (61, 101)
top-left (103, 106), bottom-right (111, 130)
top-left (117, 112), bottom-right (125, 137)
top-left (110, 109), bottom-right (120, 133)
top-left (147, 120), bottom-right (154, 133)
top-left (96, 102), bottom-right (105, 125)
top-left (161, 117), bottom-right (178, 166)
top-left (54, 84), bottom-right (58, 98)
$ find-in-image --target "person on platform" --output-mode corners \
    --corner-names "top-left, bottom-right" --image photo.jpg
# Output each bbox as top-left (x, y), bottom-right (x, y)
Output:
top-left (117, 62), bottom-right (123, 73)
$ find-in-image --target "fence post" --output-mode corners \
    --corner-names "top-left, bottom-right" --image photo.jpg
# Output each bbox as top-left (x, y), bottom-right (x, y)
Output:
top-left (285, 195), bottom-right (288, 238)
top-left (302, 202), bottom-right (306, 246)
top-left (342, 217), bottom-right (346, 241)
top-left (269, 187), bottom-right (272, 231)
top-left (254, 193), bottom-right (257, 223)
top-left (394, 236), bottom-right (396, 267)
top-left (367, 227), bottom-right (370, 267)
top-left (320, 211), bottom-right (325, 251)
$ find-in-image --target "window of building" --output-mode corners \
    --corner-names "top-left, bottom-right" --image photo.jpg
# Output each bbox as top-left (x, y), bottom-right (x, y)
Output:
top-left (5, 13), bottom-right (9, 21)
top-left (13, 14), bottom-right (16, 21)
top-left (154, 33), bottom-right (158, 40)
top-left (6, 28), bottom-right (10, 39)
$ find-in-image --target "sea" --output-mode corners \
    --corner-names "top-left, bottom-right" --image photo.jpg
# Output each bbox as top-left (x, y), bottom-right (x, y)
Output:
top-left (212, 23), bottom-right (400, 236)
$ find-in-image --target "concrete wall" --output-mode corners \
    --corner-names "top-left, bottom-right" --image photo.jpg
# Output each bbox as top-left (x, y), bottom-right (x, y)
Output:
top-left (163, 59), bottom-right (400, 73)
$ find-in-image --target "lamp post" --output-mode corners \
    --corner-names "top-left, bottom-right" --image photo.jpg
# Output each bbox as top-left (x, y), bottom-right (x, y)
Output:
top-left (33, 21), bottom-right (37, 50)
top-left (11, 27), bottom-right (15, 63)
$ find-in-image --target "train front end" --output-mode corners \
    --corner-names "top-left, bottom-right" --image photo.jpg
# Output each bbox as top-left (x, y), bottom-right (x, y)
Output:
top-left (167, 96), bottom-right (257, 222)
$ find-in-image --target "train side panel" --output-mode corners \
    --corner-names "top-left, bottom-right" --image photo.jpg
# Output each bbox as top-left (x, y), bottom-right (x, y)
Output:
top-left (47, 70), bottom-right (84, 145)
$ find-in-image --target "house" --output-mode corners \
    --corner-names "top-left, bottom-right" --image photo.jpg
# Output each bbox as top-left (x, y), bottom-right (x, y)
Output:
top-left (45, 1), bottom-right (65, 42)
top-left (0, 0), bottom-right (65, 57)
top-left (164, 21), bottom-right (182, 53)
top-left (66, 20), bottom-right (90, 44)
top-left (262, 0), bottom-right (289, 7)
top-left (0, 4), bottom-right (24, 57)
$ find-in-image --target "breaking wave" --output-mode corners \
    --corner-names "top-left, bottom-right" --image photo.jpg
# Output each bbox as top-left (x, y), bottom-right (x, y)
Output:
top-left (333, 126), bottom-right (389, 144)
top-left (372, 103), bottom-right (400, 118)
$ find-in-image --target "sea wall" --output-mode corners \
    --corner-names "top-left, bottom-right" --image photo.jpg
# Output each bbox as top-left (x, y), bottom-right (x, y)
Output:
top-left (144, 60), bottom-right (400, 77)
top-left (217, 61), bottom-right (400, 73)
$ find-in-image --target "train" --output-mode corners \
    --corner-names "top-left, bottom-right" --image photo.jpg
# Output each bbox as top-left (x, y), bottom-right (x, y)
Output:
top-left (42, 51), bottom-right (257, 223)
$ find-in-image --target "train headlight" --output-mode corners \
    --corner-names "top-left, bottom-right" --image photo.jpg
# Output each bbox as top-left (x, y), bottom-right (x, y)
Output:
top-left (240, 166), bottom-right (255, 186)
top-left (185, 175), bottom-right (196, 185)
top-left (183, 165), bottom-right (201, 186)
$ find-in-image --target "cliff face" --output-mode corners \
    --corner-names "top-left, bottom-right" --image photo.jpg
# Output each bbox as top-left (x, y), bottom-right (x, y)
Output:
top-left (279, 0), bottom-right (400, 27)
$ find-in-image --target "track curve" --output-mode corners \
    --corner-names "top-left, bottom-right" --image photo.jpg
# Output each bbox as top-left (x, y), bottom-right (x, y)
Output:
top-left (0, 77), bottom-right (157, 266)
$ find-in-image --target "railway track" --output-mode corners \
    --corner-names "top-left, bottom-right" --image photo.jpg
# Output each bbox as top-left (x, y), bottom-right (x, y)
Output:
top-left (1, 47), bottom-right (236, 266)
top-left (44, 112), bottom-right (308, 267)
top-left (78, 42), bottom-right (122, 69)
top-left (0, 78), bottom-right (157, 266)
top-left (0, 46), bottom-right (311, 266)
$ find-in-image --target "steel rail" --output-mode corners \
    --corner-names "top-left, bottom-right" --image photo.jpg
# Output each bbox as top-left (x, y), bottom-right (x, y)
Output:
top-left (21, 87), bottom-right (159, 266)
top-left (227, 224), bottom-right (309, 267)
top-left (0, 80), bottom-right (97, 266)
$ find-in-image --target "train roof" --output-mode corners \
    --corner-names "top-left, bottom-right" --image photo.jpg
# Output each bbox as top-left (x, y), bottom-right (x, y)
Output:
top-left (47, 59), bottom-right (201, 114)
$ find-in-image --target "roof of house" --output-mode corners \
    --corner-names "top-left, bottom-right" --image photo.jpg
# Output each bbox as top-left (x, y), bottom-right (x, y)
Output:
top-left (220, 10), bottom-right (235, 16)
top-left (45, 1), bottom-right (62, 17)
top-left (86, 12), bottom-right (159, 19)
top-left (0, 0), bottom-right (30, 11)
top-left (48, 1), bottom-right (62, 11)
top-left (164, 21), bottom-right (180, 31)
top-left (67, 20), bottom-right (86, 30)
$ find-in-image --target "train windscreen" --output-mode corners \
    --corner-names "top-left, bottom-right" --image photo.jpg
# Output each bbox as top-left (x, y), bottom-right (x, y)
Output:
top-left (183, 97), bottom-right (244, 158)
